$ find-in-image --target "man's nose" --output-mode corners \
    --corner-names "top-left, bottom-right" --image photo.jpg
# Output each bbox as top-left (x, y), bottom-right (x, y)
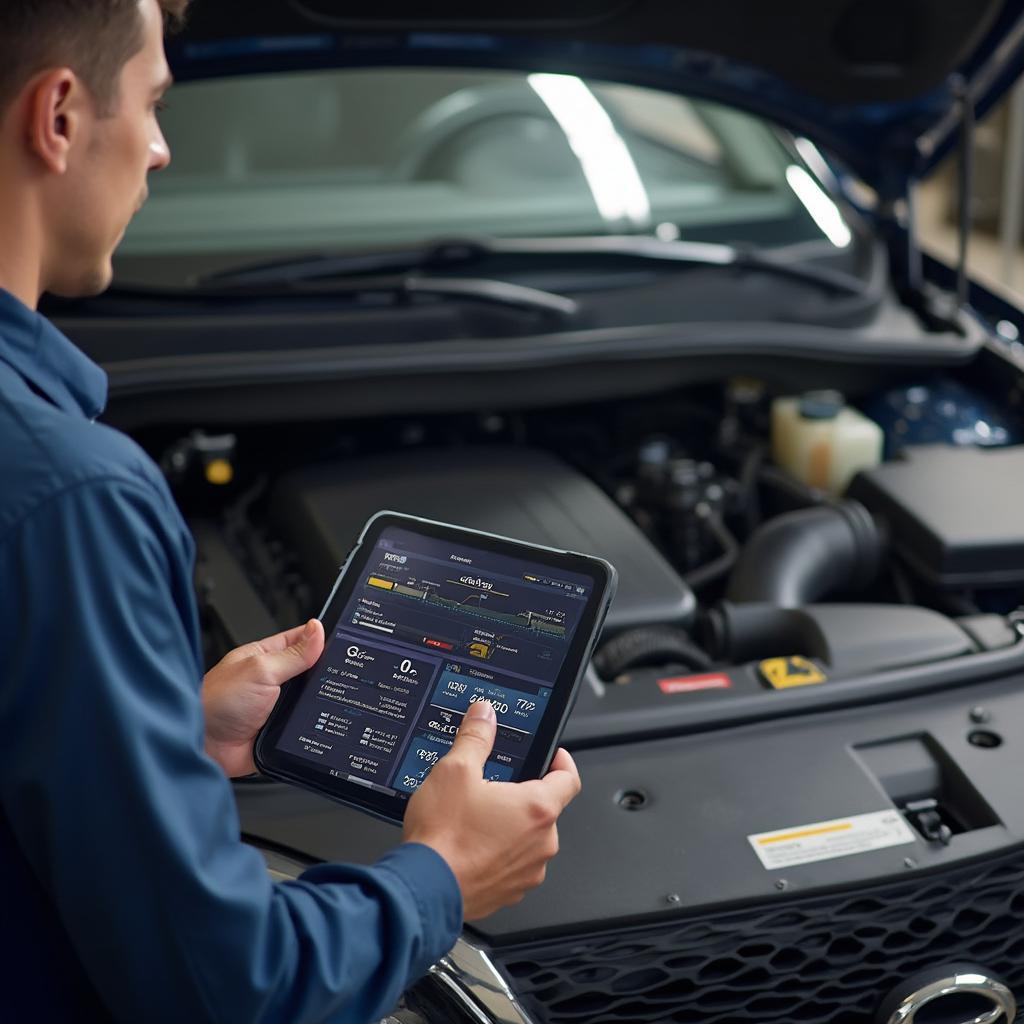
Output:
top-left (149, 128), bottom-right (171, 172)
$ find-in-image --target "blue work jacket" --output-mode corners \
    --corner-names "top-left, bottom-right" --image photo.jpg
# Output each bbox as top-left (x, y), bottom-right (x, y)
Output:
top-left (0, 289), bottom-right (462, 1023)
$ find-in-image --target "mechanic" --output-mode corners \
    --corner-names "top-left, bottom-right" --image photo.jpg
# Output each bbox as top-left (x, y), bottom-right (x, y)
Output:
top-left (0, 2), bottom-right (582, 1021)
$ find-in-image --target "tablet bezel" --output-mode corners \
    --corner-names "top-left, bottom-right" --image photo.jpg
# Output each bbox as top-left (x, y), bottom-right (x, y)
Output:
top-left (254, 511), bottom-right (616, 824)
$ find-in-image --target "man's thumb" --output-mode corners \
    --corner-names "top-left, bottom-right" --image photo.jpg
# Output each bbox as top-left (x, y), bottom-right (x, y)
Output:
top-left (292, 618), bottom-right (325, 666)
top-left (450, 699), bottom-right (497, 765)
top-left (263, 619), bottom-right (324, 683)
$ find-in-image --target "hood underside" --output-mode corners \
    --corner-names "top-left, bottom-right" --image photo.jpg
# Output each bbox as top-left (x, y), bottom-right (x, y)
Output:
top-left (171, 0), bottom-right (1024, 195)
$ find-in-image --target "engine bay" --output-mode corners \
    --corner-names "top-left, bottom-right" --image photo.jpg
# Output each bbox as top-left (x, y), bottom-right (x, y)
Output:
top-left (164, 373), bottom-right (1024, 742)
top-left (142, 368), bottom-right (1024, 956)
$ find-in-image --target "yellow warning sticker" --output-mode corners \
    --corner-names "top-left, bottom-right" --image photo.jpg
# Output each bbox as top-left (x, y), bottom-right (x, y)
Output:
top-left (759, 655), bottom-right (827, 689)
top-left (748, 811), bottom-right (916, 870)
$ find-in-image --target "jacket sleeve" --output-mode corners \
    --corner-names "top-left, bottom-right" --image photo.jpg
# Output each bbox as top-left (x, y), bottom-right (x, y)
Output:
top-left (0, 477), bottom-right (462, 1024)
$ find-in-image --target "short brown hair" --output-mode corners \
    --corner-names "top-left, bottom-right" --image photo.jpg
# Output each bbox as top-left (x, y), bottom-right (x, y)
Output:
top-left (0, 0), bottom-right (190, 116)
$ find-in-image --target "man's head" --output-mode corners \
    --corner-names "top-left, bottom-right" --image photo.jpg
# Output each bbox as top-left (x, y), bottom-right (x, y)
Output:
top-left (0, 0), bottom-right (190, 303)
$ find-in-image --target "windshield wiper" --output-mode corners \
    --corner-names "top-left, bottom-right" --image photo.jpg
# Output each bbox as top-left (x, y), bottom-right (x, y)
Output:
top-left (402, 274), bottom-right (579, 318)
top-left (194, 234), bottom-right (871, 300)
top-left (111, 270), bottom-right (580, 321)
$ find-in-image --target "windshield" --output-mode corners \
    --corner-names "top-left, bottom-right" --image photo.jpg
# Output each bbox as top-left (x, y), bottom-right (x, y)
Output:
top-left (115, 67), bottom-right (850, 287)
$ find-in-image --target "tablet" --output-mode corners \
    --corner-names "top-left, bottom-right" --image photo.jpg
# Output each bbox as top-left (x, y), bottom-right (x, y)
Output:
top-left (254, 511), bottom-right (617, 824)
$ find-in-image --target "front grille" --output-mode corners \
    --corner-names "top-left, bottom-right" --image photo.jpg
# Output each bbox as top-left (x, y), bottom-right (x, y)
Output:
top-left (492, 846), bottom-right (1024, 1024)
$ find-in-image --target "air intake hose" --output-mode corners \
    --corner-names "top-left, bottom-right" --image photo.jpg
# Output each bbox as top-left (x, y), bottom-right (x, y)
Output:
top-left (725, 499), bottom-right (883, 607)
top-left (592, 625), bottom-right (712, 680)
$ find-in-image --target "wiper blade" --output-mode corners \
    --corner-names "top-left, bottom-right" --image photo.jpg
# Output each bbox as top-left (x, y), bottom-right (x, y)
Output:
top-left (111, 271), bottom-right (580, 320)
top-left (404, 275), bottom-right (579, 318)
top-left (484, 235), bottom-right (870, 299)
top-left (196, 248), bottom-right (431, 287)
top-left (195, 234), bottom-right (869, 299)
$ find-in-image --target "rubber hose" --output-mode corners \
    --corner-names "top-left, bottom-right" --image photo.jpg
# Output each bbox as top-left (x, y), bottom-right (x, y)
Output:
top-left (683, 510), bottom-right (741, 590)
top-left (701, 602), bottom-right (829, 664)
top-left (593, 625), bottom-right (712, 679)
top-left (725, 499), bottom-right (883, 607)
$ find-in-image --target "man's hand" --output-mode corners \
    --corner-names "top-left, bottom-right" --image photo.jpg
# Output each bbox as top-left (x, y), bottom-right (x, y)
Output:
top-left (403, 699), bottom-right (582, 920)
top-left (201, 619), bottom-right (325, 778)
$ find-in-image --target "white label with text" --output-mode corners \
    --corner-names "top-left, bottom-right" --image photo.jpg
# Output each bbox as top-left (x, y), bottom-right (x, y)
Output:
top-left (748, 810), bottom-right (916, 870)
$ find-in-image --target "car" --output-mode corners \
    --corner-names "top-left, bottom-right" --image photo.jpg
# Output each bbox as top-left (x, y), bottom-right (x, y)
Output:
top-left (45, 1), bottom-right (1024, 1021)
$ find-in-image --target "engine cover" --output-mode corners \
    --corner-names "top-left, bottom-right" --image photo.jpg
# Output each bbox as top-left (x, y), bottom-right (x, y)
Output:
top-left (848, 445), bottom-right (1024, 589)
top-left (269, 446), bottom-right (694, 632)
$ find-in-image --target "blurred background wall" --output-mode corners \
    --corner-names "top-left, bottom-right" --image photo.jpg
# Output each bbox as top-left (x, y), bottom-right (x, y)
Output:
top-left (917, 78), bottom-right (1024, 304)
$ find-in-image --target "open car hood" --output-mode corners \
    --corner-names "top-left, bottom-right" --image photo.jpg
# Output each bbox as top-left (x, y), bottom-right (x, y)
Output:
top-left (171, 0), bottom-right (1024, 199)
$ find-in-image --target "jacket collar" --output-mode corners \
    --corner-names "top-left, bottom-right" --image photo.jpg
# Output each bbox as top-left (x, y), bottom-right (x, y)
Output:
top-left (0, 289), bottom-right (107, 420)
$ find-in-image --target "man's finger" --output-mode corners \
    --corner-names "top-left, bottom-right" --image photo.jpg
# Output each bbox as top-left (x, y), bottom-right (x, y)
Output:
top-left (255, 620), bottom-right (317, 655)
top-left (256, 619), bottom-right (325, 684)
top-left (447, 699), bottom-right (497, 767)
top-left (539, 749), bottom-right (582, 810)
top-left (548, 747), bottom-right (577, 777)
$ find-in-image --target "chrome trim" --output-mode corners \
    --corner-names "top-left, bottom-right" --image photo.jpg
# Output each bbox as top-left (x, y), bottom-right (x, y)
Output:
top-left (430, 969), bottom-right (497, 1024)
top-left (430, 937), bottom-right (536, 1024)
top-left (887, 971), bottom-right (1016, 1024)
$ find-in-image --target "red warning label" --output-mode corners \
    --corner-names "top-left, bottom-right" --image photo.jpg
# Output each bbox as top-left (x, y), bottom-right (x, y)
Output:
top-left (657, 673), bottom-right (732, 694)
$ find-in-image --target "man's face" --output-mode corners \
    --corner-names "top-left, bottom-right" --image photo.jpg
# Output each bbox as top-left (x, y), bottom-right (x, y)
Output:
top-left (46, 0), bottom-right (172, 297)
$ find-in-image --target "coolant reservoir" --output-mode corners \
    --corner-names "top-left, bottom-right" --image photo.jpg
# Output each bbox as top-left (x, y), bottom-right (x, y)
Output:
top-left (771, 391), bottom-right (883, 495)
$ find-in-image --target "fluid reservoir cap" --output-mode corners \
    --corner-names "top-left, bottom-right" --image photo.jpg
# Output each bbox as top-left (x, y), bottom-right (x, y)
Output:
top-left (798, 389), bottom-right (845, 420)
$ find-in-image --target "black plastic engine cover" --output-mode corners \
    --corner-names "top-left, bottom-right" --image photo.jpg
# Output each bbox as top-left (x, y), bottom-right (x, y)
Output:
top-left (237, 669), bottom-right (1024, 939)
top-left (848, 445), bottom-right (1024, 589)
top-left (234, 670), bottom-right (1024, 1023)
top-left (268, 446), bottom-right (695, 632)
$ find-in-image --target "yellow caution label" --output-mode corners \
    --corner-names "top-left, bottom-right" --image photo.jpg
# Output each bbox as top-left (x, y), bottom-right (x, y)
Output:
top-left (367, 576), bottom-right (395, 591)
top-left (748, 810), bottom-right (915, 870)
top-left (759, 655), bottom-right (827, 689)
top-left (757, 822), bottom-right (852, 845)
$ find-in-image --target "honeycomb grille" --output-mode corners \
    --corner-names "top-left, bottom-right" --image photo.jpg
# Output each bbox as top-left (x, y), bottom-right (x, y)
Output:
top-left (492, 846), bottom-right (1024, 1024)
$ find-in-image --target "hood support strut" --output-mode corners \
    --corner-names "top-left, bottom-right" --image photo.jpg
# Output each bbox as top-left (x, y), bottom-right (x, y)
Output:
top-left (954, 75), bottom-right (976, 313)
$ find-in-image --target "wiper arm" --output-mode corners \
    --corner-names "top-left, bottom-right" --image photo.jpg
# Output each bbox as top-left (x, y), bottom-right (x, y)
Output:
top-left (195, 234), bottom-right (869, 299)
top-left (403, 274), bottom-right (578, 318)
top-left (289, 272), bottom-right (580, 319)
top-left (112, 271), bottom-right (579, 320)
top-left (477, 235), bottom-right (870, 299)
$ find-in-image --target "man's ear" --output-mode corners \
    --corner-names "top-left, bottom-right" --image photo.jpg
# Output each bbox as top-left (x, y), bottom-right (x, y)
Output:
top-left (24, 69), bottom-right (84, 175)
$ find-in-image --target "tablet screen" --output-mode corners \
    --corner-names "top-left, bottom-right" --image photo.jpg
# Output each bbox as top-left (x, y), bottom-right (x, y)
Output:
top-left (268, 521), bottom-right (601, 801)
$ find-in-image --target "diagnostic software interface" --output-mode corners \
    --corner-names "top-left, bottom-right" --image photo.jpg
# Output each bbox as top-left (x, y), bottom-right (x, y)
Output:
top-left (275, 525), bottom-right (594, 796)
